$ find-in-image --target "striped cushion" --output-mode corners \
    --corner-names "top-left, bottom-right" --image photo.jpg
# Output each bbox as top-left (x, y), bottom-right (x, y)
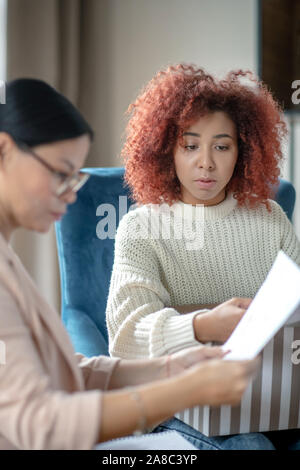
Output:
top-left (175, 326), bottom-right (300, 436)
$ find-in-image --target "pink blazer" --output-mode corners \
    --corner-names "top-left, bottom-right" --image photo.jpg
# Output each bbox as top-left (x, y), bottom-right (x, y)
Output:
top-left (0, 233), bottom-right (120, 450)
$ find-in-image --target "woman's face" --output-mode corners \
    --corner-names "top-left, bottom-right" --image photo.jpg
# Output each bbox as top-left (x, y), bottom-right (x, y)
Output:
top-left (0, 133), bottom-right (90, 234)
top-left (173, 111), bottom-right (238, 206)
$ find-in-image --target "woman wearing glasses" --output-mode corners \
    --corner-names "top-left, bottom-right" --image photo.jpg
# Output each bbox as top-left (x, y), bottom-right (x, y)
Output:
top-left (0, 78), bottom-right (261, 450)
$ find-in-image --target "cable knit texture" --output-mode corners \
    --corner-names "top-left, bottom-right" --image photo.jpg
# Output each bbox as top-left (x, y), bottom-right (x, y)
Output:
top-left (106, 192), bottom-right (300, 359)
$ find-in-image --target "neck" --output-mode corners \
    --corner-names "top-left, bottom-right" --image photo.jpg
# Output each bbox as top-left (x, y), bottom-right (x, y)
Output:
top-left (180, 188), bottom-right (227, 207)
top-left (179, 190), bottom-right (227, 207)
top-left (174, 191), bottom-right (237, 222)
top-left (188, 194), bottom-right (227, 208)
top-left (0, 201), bottom-right (16, 242)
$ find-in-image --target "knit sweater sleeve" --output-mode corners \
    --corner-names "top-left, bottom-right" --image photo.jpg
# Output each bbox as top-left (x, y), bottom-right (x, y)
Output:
top-left (105, 210), bottom-right (202, 359)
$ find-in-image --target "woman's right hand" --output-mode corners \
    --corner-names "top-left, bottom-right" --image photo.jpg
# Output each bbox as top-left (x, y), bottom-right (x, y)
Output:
top-left (184, 356), bottom-right (260, 407)
top-left (193, 297), bottom-right (252, 344)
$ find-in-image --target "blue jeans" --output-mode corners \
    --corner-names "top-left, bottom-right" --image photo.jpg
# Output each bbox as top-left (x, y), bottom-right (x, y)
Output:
top-left (152, 417), bottom-right (298, 450)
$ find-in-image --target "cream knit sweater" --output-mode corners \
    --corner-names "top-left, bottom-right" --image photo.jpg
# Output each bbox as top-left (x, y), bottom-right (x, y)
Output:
top-left (106, 192), bottom-right (300, 359)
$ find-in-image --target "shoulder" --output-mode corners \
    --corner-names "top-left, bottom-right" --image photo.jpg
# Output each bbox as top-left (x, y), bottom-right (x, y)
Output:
top-left (0, 238), bottom-right (31, 315)
top-left (116, 204), bottom-right (154, 238)
top-left (234, 198), bottom-right (290, 222)
top-left (114, 205), bottom-right (161, 263)
top-left (119, 203), bottom-right (150, 225)
top-left (260, 199), bottom-right (292, 227)
top-left (0, 250), bottom-right (28, 328)
top-left (231, 199), bottom-right (296, 245)
top-left (266, 198), bottom-right (289, 216)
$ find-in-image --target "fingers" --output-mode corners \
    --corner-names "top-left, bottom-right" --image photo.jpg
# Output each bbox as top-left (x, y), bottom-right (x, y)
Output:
top-left (200, 346), bottom-right (225, 359)
top-left (244, 356), bottom-right (262, 376)
top-left (184, 345), bottom-right (225, 360)
top-left (220, 358), bottom-right (261, 405)
top-left (234, 356), bottom-right (262, 380)
top-left (222, 349), bottom-right (231, 357)
top-left (230, 297), bottom-right (252, 309)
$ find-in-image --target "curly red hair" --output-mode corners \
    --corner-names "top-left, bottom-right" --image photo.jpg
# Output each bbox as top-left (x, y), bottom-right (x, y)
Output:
top-left (121, 64), bottom-right (287, 210)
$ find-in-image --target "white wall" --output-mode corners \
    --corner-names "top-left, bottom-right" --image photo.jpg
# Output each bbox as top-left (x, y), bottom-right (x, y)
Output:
top-left (0, 0), bottom-right (62, 311)
top-left (101, 0), bottom-right (300, 239)
top-left (104, 0), bottom-right (258, 165)
top-left (0, 0), bottom-right (7, 80)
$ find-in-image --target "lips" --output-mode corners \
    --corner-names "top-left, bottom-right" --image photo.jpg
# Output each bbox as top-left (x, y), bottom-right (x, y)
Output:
top-left (194, 178), bottom-right (216, 183)
top-left (194, 178), bottom-right (216, 189)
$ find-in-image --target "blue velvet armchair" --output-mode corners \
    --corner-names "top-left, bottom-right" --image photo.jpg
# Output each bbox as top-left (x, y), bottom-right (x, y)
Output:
top-left (55, 168), bottom-right (296, 357)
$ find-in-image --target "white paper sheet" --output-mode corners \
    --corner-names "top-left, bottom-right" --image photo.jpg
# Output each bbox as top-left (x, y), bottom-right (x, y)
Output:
top-left (93, 430), bottom-right (197, 450)
top-left (223, 251), bottom-right (300, 360)
top-left (285, 303), bottom-right (300, 326)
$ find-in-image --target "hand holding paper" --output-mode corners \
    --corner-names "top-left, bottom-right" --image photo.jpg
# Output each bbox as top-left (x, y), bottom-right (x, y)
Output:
top-left (223, 251), bottom-right (300, 360)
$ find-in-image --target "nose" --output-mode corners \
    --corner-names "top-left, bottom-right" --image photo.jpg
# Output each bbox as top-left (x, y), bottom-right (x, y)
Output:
top-left (197, 147), bottom-right (215, 170)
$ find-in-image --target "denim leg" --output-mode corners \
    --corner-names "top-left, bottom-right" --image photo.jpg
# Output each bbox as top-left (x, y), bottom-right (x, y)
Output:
top-left (151, 417), bottom-right (223, 450)
top-left (211, 430), bottom-right (275, 450)
top-left (151, 417), bottom-right (275, 450)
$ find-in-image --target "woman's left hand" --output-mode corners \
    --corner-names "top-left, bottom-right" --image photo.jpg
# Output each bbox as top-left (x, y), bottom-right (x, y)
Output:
top-left (167, 345), bottom-right (227, 378)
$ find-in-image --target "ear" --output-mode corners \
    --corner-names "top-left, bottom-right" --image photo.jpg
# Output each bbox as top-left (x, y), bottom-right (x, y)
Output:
top-left (0, 133), bottom-right (17, 169)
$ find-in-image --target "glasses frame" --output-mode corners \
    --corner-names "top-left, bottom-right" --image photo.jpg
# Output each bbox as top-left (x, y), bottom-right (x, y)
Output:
top-left (16, 141), bottom-right (90, 197)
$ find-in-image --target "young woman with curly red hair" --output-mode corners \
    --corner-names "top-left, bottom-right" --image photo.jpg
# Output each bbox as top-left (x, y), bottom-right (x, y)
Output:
top-left (105, 64), bottom-right (300, 449)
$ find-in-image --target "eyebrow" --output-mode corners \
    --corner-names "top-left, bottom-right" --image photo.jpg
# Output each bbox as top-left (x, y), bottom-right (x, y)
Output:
top-left (182, 132), bottom-right (234, 139)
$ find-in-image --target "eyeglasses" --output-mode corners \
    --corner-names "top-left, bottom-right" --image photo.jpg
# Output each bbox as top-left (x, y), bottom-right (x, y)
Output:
top-left (16, 141), bottom-right (90, 197)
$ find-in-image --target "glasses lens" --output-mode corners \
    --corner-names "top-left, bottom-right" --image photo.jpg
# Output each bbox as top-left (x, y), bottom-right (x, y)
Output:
top-left (56, 172), bottom-right (90, 197)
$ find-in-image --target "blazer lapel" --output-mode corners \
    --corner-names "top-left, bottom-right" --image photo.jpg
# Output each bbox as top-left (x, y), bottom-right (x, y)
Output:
top-left (1, 235), bottom-right (84, 389)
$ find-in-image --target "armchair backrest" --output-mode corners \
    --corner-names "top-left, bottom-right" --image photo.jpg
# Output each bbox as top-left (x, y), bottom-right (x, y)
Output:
top-left (55, 168), bottom-right (296, 357)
